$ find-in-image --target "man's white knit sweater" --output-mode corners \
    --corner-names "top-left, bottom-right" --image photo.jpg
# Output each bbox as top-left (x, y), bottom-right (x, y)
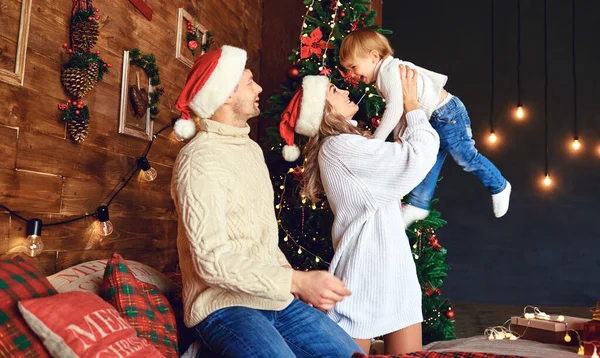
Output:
top-left (171, 118), bottom-right (294, 328)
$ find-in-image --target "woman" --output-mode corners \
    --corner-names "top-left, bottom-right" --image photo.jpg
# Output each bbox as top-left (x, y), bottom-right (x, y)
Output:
top-left (279, 65), bottom-right (440, 354)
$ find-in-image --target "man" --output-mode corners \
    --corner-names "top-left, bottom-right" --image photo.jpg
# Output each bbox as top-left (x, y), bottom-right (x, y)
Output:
top-left (171, 45), bottom-right (362, 357)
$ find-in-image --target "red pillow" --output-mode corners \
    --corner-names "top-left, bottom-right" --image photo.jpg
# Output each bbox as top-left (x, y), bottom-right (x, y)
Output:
top-left (102, 254), bottom-right (178, 357)
top-left (18, 291), bottom-right (163, 357)
top-left (0, 256), bottom-right (55, 358)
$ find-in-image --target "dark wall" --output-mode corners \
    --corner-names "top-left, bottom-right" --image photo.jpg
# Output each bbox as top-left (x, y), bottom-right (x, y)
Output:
top-left (384, 0), bottom-right (600, 306)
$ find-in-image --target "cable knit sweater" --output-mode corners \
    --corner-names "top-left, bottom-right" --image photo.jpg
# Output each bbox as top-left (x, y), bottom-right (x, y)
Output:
top-left (321, 109), bottom-right (440, 338)
top-left (171, 118), bottom-right (293, 328)
top-left (373, 56), bottom-right (448, 141)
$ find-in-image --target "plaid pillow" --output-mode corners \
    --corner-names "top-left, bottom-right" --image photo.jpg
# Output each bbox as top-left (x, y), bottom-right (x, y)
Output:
top-left (0, 256), bottom-right (55, 358)
top-left (102, 253), bottom-right (178, 357)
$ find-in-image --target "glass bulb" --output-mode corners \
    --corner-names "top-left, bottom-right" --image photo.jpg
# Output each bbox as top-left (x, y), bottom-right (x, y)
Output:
top-left (543, 174), bottom-right (552, 187)
top-left (25, 235), bottom-right (44, 257)
top-left (489, 133), bottom-right (497, 143)
top-left (572, 139), bottom-right (581, 150)
top-left (99, 221), bottom-right (114, 237)
top-left (143, 167), bottom-right (157, 181)
top-left (592, 346), bottom-right (599, 358)
top-left (516, 106), bottom-right (524, 119)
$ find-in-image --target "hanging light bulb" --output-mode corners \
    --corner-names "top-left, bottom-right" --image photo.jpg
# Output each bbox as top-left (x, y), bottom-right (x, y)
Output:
top-left (543, 173), bottom-right (552, 187)
top-left (489, 132), bottom-right (497, 143)
top-left (563, 332), bottom-right (571, 343)
top-left (516, 106), bottom-right (524, 119)
top-left (96, 206), bottom-right (114, 237)
top-left (592, 345), bottom-right (599, 358)
top-left (572, 137), bottom-right (581, 151)
top-left (137, 157), bottom-right (157, 182)
top-left (25, 219), bottom-right (43, 257)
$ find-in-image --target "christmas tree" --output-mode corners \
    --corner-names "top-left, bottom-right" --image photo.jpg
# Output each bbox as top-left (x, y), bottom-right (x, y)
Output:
top-left (262, 0), bottom-right (455, 344)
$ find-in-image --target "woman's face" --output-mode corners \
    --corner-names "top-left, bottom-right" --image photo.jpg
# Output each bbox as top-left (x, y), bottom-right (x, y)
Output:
top-left (326, 83), bottom-right (359, 120)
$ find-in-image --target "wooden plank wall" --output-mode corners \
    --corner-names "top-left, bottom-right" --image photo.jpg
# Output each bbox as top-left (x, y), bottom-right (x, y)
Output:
top-left (0, 0), bottom-right (264, 276)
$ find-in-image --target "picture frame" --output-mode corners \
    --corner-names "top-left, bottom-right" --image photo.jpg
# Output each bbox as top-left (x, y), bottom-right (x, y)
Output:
top-left (175, 8), bottom-right (208, 68)
top-left (118, 50), bottom-right (153, 141)
top-left (0, 0), bottom-right (33, 87)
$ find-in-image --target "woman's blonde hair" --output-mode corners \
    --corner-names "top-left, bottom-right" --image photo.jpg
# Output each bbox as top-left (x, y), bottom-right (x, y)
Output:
top-left (300, 101), bottom-right (369, 203)
top-left (339, 28), bottom-right (393, 67)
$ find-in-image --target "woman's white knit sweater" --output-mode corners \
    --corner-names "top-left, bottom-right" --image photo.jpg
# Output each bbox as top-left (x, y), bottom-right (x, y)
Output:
top-left (320, 109), bottom-right (440, 338)
top-left (171, 118), bottom-right (293, 328)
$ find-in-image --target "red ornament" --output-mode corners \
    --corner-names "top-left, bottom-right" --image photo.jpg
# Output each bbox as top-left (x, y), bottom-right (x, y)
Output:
top-left (445, 309), bottom-right (455, 319)
top-left (96, 50), bottom-right (100, 55)
top-left (188, 40), bottom-right (198, 50)
top-left (285, 65), bottom-right (300, 79)
top-left (340, 11), bottom-right (346, 17)
top-left (107, 63), bottom-right (112, 67)
top-left (67, 99), bottom-right (72, 104)
top-left (75, 110), bottom-right (80, 115)
top-left (319, 67), bottom-right (332, 76)
top-left (338, 69), bottom-right (359, 88)
top-left (67, 49), bottom-right (73, 54)
top-left (57, 103), bottom-right (68, 111)
top-left (428, 234), bottom-right (443, 251)
top-left (300, 27), bottom-right (332, 59)
top-left (88, 16), bottom-right (93, 21)
top-left (371, 117), bottom-right (382, 128)
top-left (291, 165), bottom-right (304, 182)
top-left (95, 15), bottom-right (100, 20)
top-left (62, 43), bottom-right (68, 48)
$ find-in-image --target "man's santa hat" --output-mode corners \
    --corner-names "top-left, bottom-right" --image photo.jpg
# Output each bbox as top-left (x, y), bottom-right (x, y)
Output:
top-left (173, 45), bottom-right (247, 140)
top-left (279, 75), bottom-right (329, 161)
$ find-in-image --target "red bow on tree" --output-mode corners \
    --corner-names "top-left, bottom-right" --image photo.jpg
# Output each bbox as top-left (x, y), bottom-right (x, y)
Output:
top-left (428, 235), bottom-right (443, 251)
top-left (300, 27), bottom-right (332, 59)
top-left (338, 69), bottom-right (359, 88)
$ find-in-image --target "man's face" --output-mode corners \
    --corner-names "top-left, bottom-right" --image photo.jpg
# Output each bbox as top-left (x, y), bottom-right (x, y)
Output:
top-left (231, 69), bottom-right (263, 120)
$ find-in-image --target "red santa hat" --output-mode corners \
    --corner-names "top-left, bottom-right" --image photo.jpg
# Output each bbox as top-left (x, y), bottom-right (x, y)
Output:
top-left (173, 45), bottom-right (247, 140)
top-left (279, 75), bottom-right (329, 161)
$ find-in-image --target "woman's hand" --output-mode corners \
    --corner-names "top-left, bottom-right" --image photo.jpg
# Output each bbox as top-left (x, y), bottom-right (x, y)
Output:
top-left (399, 64), bottom-right (420, 112)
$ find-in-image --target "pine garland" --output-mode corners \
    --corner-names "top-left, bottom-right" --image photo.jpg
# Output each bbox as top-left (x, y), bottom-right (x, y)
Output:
top-left (128, 48), bottom-right (164, 120)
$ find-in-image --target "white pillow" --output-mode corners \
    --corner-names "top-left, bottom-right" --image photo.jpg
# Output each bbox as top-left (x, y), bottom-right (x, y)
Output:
top-left (47, 259), bottom-right (178, 294)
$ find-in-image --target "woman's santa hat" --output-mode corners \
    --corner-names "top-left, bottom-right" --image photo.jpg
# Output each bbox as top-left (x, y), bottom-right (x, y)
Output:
top-left (173, 45), bottom-right (247, 140)
top-left (279, 75), bottom-right (329, 161)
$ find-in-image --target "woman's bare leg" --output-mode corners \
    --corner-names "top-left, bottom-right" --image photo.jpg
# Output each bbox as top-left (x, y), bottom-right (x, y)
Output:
top-left (353, 338), bottom-right (371, 354)
top-left (384, 323), bottom-right (422, 354)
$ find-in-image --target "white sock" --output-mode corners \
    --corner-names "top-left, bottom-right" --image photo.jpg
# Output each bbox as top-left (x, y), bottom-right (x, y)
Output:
top-left (402, 204), bottom-right (430, 229)
top-left (492, 181), bottom-right (511, 218)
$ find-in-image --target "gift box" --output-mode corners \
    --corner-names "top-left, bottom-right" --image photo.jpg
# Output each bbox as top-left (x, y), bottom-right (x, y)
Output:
top-left (510, 315), bottom-right (588, 345)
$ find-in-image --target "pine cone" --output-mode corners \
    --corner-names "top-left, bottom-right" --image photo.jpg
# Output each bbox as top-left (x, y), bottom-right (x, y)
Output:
top-left (61, 62), bottom-right (98, 99)
top-left (66, 117), bottom-right (90, 143)
top-left (71, 20), bottom-right (99, 51)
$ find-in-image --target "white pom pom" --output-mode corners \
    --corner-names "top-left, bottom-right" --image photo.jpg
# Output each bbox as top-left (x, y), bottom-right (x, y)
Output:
top-left (173, 118), bottom-right (197, 141)
top-left (347, 119), bottom-right (358, 127)
top-left (282, 144), bottom-right (301, 162)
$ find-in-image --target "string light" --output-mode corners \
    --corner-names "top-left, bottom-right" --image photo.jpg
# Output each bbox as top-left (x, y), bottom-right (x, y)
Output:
top-left (543, 173), bottom-right (552, 187)
top-left (96, 205), bottom-right (113, 237)
top-left (515, 0), bottom-right (525, 121)
top-left (571, 0), bottom-right (580, 153)
top-left (137, 157), bottom-right (157, 182)
top-left (489, 0), bottom-right (496, 140)
top-left (543, 0), bottom-right (551, 189)
top-left (25, 219), bottom-right (43, 257)
top-left (489, 132), bottom-right (497, 144)
top-left (1, 121), bottom-right (175, 252)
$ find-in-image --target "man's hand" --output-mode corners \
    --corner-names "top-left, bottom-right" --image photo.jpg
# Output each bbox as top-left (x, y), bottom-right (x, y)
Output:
top-left (399, 64), bottom-right (420, 112)
top-left (291, 270), bottom-right (351, 311)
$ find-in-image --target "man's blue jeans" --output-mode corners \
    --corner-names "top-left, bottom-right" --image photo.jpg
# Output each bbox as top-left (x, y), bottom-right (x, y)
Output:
top-left (193, 299), bottom-right (363, 357)
top-left (406, 96), bottom-right (507, 210)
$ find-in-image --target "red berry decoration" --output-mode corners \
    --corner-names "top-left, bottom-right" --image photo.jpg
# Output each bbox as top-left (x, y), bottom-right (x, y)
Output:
top-left (88, 16), bottom-right (93, 21)
top-left (67, 99), bottom-right (72, 103)
top-left (341, 11), bottom-right (346, 17)
top-left (95, 15), bottom-right (100, 20)
top-left (62, 43), bottom-right (68, 48)
top-left (75, 110), bottom-right (80, 115)
top-left (107, 63), bottom-right (112, 67)
top-left (96, 50), bottom-right (100, 54)
top-left (67, 49), bottom-right (73, 54)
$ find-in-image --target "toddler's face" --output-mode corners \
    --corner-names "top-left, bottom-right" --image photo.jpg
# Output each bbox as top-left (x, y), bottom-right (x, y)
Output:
top-left (344, 52), bottom-right (379, 84)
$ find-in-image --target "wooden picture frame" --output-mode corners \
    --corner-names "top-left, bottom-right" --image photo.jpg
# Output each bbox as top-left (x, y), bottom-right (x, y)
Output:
top-left (118, 50), bottom-right (153, 141)
top-left (0, 0), bottom-right (33, 87)
top-left (175, 8), bottom-right (208, 68)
